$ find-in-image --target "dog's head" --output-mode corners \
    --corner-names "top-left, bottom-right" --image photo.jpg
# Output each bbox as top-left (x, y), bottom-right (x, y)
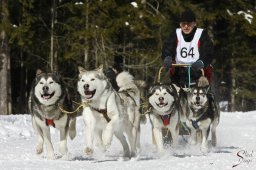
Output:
top-left (33, 69), bottom-right (63, 106)
top-left (188, 86), bottom-right (208, 110)
top-left (148, 84), bottom-right (177, 114)
top-left (77, 65), bottom-right (108, 100)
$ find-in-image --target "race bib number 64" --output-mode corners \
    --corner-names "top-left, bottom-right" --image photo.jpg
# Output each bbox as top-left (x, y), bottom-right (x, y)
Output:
top-left (180, 47), bottom-right (194, 58)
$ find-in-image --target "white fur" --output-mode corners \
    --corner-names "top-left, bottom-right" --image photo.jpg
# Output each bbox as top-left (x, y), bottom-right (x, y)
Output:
top-left (148, 85), bottom-right (180, 153)
top-left (34, 77), bottom-right (62, 106)
top-left (31, 75), bottom-right (76, 159)
top-left (77, 67), bottom-right (139, 158)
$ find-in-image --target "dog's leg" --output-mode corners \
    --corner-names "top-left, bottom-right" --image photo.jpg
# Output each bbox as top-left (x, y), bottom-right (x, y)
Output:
top-left (189, 129), bottom-right (197, 145)
top-left (114, 131), bottom-right (131, 159)
top-left (153, 127), bottom-right (164, 153)
top-left (59, 126), bottom-right (68, 155)
top-left (211, 123), bottom-right (217, 147)
top-left (83, 108), bottom-right (95, 155)
top-left (169, 125), bottom-right (179, 147)
top-left (41, 127), bottom-right (55, 159)
top-left (102, 122), bottom-right (114, 150)
top-left (32, 117), bottom-right (44, 154)
top-left (95, 129), bottom-right (105, 151)
top-left (200, 128), bottom-right (209, 153)
top-left (68, 117), bottom-right (76, 140)
top-left (134, 109), bottom-right (141, 153)
top-left (123, 120), bottom-right (137, 157)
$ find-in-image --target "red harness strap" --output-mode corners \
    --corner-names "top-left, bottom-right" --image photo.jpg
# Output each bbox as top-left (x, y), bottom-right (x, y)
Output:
top-left (46, 119), bottom-right (55, 128)
top-left (160, 114), bottom-right (171, 126)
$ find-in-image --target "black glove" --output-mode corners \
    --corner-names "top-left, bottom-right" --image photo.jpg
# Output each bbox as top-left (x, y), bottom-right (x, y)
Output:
top-left (191, 60), bottom-right (204, 71)
top-left (163, 56), bottom-right (172, 70)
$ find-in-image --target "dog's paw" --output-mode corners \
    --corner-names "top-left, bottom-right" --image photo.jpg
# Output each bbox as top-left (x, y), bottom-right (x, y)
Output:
top-left (47, 153), bottom-right (56, 160)
top-left (189, 139), bottom-right (197, 145)
top-left (85, 147), bottom-right (93, 155)
top-left (200, 145), bottom-right (209, 153)
top-left (36, 144), bottom-right (43, 154)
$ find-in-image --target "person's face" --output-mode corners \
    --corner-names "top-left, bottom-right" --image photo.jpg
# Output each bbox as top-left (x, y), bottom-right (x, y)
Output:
top-left (180, 22), bottom-right (196, 34)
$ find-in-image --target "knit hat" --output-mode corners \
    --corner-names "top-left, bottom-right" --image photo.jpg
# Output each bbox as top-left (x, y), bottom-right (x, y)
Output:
top-left (180, 9), bottom-right (196, 22)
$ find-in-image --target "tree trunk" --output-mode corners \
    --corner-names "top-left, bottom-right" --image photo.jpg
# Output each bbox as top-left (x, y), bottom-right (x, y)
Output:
top-left (230, 58), bottom-right (236, 112)
top-left (0, 31), bottom-right (12, 115)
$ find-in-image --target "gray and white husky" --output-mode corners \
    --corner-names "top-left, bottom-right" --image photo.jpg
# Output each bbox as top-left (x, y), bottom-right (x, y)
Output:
top-left (28, 69), bottom-right (76, 159)
top-left (185, 84), bottom-right (220, 153)
top-left (77, 66), bottom-right (140, 159)
top-left (148, 84), bottom-right (180, 153)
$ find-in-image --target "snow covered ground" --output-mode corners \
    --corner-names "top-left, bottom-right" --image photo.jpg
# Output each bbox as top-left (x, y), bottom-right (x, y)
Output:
top-left (0, 111), bottom-right (256, 170)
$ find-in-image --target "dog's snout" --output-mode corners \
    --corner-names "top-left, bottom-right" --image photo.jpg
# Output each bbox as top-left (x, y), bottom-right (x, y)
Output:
top-left (84, 84), bottom-right (89, 90)
top-left (196, 96), bottom-right (200, 101)
top-left (159, 97), bottom-right (164, 102)
top-left (43, 86), bottom-right (49, 92)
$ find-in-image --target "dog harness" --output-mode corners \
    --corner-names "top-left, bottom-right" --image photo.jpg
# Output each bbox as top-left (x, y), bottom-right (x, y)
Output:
top-left (46, 119), bottom-right (55, 127)
top-left (160, 114), bottom-right (172, 126)
top-left (90, 106), bottom-right (111, 123)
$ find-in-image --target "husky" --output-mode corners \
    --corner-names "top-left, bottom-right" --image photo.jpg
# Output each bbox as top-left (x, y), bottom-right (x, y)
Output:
top-left (28, 69), bottom-right (76, 159)
top-left (185, 82), bottom-right (220, 153)
top-left (148, 84), bottom-right (180, 153)
top-left (77, 66), bottom-right (139, 159)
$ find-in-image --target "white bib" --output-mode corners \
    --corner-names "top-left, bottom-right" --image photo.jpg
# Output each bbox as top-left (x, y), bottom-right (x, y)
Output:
top-left (175, 28), bottom-right (203, 64)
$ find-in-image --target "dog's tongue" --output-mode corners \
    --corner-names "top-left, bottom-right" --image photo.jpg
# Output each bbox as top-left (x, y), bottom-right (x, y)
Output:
top-left (84, 91), bottom-right (93, 98)
top-left (43, 94), bottom-right (51, 99)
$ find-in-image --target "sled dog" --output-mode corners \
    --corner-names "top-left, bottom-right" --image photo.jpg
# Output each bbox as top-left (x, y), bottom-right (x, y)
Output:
top-left (148, 84), bottom-right (180, 152)
top-left (185, 83), bottom-right (220, 153)
top-left (28, 69), bottom-right (76, 159)
top-left (77, 66), bottom-right (139, 158)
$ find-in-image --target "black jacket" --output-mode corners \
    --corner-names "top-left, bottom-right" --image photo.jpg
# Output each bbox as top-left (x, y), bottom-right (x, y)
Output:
top-left (162, 27), bottom-right (214, 86)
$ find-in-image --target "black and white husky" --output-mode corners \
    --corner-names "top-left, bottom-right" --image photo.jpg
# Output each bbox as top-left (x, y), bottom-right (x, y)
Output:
top-left (148, 84), bottom-right (180, 153)
top-left (185, 83), bottom-right (220, 153)
top-left (28, 69), bottom-right (76, 159)
top-left (77, 66), bottom-right (140, 159)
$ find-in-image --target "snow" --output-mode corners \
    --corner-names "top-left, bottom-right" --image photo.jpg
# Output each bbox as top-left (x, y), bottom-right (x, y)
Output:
top-left (1, 111), bottom-right (256, 170)
top-left (131, 2), bottom-right (138, 8)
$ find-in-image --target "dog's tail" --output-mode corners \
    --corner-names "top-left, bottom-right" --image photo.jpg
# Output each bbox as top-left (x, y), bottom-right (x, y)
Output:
top-left (116, 71), bottom-right (147, 89)
top-left (197, 76), bottom-right (209, 87)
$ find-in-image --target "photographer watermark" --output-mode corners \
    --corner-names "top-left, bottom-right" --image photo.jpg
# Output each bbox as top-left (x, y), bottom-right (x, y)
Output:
top-left (232, 150), bottom-right (254, 168)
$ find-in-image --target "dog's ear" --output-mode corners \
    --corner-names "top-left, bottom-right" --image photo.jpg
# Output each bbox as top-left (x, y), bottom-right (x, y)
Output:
top-left (36, 69), bottom-right (44, 76)
top-left (96, 65), bottom-right (104, 73)
top-left (78, 66), bottom-right (87, 73)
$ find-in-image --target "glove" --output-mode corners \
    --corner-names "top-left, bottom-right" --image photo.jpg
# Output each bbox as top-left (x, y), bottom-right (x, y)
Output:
top-left (191, 60), bottom-right (204, 71)
top-left (163, 56), bottom-right (172, 70)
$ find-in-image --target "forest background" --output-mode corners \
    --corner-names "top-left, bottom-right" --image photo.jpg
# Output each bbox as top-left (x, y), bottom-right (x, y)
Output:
top-left (0, 0), bottom-right (256, 115)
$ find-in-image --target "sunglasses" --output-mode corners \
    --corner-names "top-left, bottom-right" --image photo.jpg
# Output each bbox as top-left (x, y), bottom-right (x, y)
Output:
top-left (180, 22), bottom-right (196, 28)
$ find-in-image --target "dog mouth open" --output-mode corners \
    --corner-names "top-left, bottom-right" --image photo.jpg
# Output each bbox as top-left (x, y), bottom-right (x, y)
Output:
top-left (156, 101), bottom-right (168, 108)
top-left (84, 89), bottom-right (96, 99)
top-left (41, 92), bottom-right (55, 100)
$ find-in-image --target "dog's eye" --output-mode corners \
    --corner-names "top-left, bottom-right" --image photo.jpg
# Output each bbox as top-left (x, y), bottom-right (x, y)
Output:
top-left (163, 92), bottom-right (167, 95)
top-left (156, 93), bottom-right (159, 95)
top-left (91, 78), bottom-right (95, 81)
top-left (40, 82), bottom-right (44, 85)
top-left (49, 81), bottom-right (53, 84)
top-left (81, 79), bottom-right (85, 82)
